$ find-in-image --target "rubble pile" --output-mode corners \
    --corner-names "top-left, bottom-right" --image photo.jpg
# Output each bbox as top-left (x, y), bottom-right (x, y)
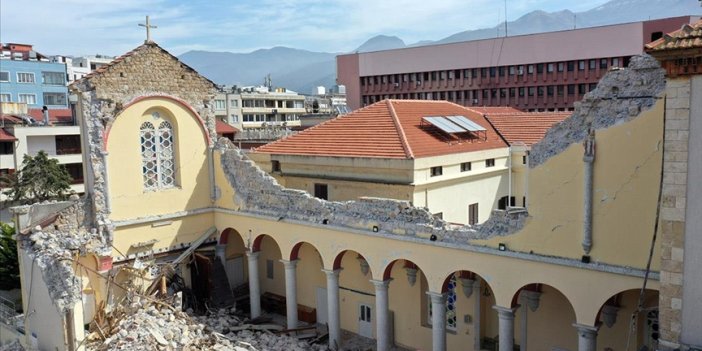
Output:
top-left (0, 340), bottom-right (25, 351)
top-left (192, 308), bottom-right (329, 351)
top-left (87, 297), bottom-right (255, 351)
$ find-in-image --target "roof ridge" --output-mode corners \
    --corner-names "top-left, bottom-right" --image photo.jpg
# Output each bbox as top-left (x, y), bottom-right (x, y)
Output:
top-left (386, 100), bottom-right (414, 159)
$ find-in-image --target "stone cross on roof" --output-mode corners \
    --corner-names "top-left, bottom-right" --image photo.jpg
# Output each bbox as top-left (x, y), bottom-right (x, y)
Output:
top-left (138, 15), bottom-right (157, 43)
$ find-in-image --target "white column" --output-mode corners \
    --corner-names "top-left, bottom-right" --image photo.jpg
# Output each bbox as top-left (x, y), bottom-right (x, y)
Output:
top-left (246, 251), bottom-right (261, 318)
top-left (323, 268), bottom-right (342, 350)
top-left (280, 259), bottom-right (299, 329)
top-left (215, 244), bottom-right (226, 265)
top-left (573, 323), bottom-right (598, 351)
top-left (371, 279), bottom-right (391, 351)
top-left (473, 281), bottom-right (482, 351)
top-left (493, 305), bottom-right (517, 351)
top-left (427, 291), bottom-right (447, 351)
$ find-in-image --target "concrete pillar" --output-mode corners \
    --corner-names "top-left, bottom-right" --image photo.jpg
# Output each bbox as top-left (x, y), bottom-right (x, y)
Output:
top-left (323, 268), bottom-right (342, 350)
top-left (427, 291), bottom-right (447, 351)
top-left (280, 259), bottom-right (299, 329)
top-left (371, 279), bottom-right (391, 351)
top-left (493, 305), bottom-right (517, 351)
top-left (215, 244), bottom-right (226, 265)
top-left (473, 281), bottom-right (482, 351)
top-left (582, 130), bottom-right (595, 254)
top-left (573, 323), bottom-right (598, 351)
top-left (246, 251), bottom-right (261, 318)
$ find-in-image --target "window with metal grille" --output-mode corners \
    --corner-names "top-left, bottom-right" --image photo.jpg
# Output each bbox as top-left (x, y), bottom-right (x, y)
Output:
top-left (140, 118), bottom-right (176, 190)
top-left (17, 72), bottom-right (35, 83)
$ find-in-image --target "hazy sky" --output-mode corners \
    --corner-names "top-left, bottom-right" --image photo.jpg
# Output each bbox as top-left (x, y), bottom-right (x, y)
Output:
top-left (0, 0), bottom-right (610, 56)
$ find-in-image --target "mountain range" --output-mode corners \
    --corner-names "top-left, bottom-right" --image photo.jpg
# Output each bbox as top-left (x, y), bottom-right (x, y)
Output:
top-left (178, 0), bottom-right (702, 94)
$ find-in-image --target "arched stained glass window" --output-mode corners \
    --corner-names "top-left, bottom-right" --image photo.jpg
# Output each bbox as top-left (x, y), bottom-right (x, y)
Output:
top-left (140, 119), bottom-right (176, 190)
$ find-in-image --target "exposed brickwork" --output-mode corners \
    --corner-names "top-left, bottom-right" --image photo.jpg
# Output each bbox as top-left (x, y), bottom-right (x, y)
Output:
top-left (658, 77), bottom-right (690, 349)
top-left (69, 42), bottom-right (219, 244)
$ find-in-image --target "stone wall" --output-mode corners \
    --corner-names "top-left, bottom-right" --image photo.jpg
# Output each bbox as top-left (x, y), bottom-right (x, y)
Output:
top-left (658, 77), bottom-right (690, 350)
top-left (70, 42), bottom-right (219, 244)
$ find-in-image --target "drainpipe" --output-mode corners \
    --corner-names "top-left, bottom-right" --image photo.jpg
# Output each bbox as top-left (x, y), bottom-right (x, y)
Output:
top-left (508, 147), bottom-right (512, 208)
top-left (524, 150), bottom-right (530, 208)
top-left (64, 308), bottom-right (76, 351)
top-left (582, 129), bottom-right (596, 254)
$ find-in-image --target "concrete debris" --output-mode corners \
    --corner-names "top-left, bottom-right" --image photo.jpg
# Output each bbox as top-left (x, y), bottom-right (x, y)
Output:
top-left (87, 298), bottom-right (256, 351)
top-left (0, 341), bottom-right (25, 351)
top-left (190, 308), bottom-right (328, 351)
top-left (217, 139), bottom-right (528, 243)
top-left (16, 200), bottom-right (105, 313)
top-left (530, 54), bottom-right (666, 167)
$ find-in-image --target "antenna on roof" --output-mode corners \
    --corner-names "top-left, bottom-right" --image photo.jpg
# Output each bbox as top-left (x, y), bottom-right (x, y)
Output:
top-left (504, 0), bottom-right (508, 37)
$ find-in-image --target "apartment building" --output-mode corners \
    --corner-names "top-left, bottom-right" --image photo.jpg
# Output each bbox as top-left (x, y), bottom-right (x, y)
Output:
top-left (337, 16), bottom-right (699, 111)
top-left (214, 85), bottom-right (306, 131)
top-left (51, 54), bottom-right (114, 83)
top-left (0, 43), bottom-right (68, 108)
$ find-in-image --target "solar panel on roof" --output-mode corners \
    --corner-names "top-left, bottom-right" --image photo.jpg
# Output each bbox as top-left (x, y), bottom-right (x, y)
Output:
top-left (446, 115), bottom-right (486, 132)
top-left (423, 116), bottom-right (466, 134)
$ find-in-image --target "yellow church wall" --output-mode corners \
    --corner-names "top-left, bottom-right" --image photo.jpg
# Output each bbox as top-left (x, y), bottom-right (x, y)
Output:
top-left (476, 99), bottom-right (664, 270)
top-left (213, 211), bottom-right (656, 329)
top-left (293, 243), bottom-right (326, 310)
top-left (257, 235), bottom-right (285, 298)
top-left (112, 212), bottom-right (214, 257)
top-left (390, 264), bottom-right (432, 350)
top-left (337, 252), bottom-right (376, 337)
top-left (106, 97), bottom-right (212, 222)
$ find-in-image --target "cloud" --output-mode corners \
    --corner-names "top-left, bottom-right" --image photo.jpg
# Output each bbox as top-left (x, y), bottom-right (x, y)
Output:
top-left (0, 0), bottom-right (610, 56)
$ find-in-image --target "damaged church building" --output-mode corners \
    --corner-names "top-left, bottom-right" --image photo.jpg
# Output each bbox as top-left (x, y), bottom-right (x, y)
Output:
top-left (6, 21), bottom-right (702, 351)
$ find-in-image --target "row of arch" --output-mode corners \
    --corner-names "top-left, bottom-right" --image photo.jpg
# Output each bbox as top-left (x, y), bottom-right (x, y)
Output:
top-left (219, 228), bottom-right (656, 327)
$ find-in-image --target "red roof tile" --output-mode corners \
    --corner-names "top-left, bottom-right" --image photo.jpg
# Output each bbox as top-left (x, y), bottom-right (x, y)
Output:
top-left (254, 100), bottom-right (508, 159)
top-left (27, 108), bottom-right (73, 124)
top-left (216, 120), bottom-right (239, 134)
top-left (484, 112), bottom-right (571, 146)
top-left (0, 128), bottom-right (16, 142)
top-left (646, 20), bottom-right (702, 52)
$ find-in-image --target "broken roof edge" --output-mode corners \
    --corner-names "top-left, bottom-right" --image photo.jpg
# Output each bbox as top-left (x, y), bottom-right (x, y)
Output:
top-left (529, 54), bottom-right (665, 168)
top-left (216, 138), bottom-right (528, 245)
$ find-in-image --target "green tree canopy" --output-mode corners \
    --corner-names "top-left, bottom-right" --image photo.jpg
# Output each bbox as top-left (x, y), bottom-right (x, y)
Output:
top-left (0, 150), bottom-right (73, 204)
top-left (0, 222), bottom-right (19, 290)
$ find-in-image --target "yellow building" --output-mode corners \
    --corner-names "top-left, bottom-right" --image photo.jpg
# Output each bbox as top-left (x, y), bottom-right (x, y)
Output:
top-left (11, 41), bottom-right (674, 351)
top-left (251, 100), bottom-right (515, 225)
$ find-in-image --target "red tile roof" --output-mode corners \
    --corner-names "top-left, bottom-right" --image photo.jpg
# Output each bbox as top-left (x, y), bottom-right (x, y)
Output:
top-left (0, 128), bottom-right (16, 142)
top-left (254, 100), bottom-right (508, 159)
top-left (646, 20), bottom-right (702, 52)
top-left (1, 108), bottom-right (73, 125)
top-left (484, 112), bottom-right (571, 146)
top-left (216, 120), bottom-right (239, 134)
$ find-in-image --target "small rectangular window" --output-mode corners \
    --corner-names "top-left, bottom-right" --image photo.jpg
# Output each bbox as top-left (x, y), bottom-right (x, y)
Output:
top-left (485, 159), bottom-right (495, 167)
top-left (0, 93), bottom-right (10, 102)
top-left (589, 59), bottom-right (597, 70)
top-left (527, 65), bottom-right (534, 74)
top-left (557, 62), bottom-right (564, 72)
top-left (17, 72), bottom-right (35, 83)
top-left (522, 155), bottom-right (527, 164)
top-left (314, 183), bottom-right (328, 200)
top-left (578, 60), bottom-right (586, 71)
top-left (468, 203), bottom-right (479, 225)
top-left (528, 87), bottom-right (535, 97)
top-left (547, 63), bottom-right (554, 73)
top-left (18, 93), bottom-right (36, 105)
top-left (43, 92), bottom-right (66, 106)
top-left (568, 84), bottom-right (576, 95)
top-left (42, 71), bottom-right (64, 85)
top-left (611, 58), bottom-right (620, 67)
top-left (536, 63), bottom-right (544, 74)
top-left (600, 58), bottom-right (608, 69)
top-left (271, 160), bottom-right (281, 172)
top-left (266, 259), bottom-right (274, 279)
top-left (0, 71), bottom-right (9, 82)
top-left (567, 61), bottom-right (575, 72)
top-left (461, 162), bottom-right (472, 172)
top-left (430, 166), bottom-right (443, 177)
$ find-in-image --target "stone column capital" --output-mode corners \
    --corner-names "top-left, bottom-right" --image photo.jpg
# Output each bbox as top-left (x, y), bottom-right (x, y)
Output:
top-left (572, 323), bottom-right (599, 337)
top-left (492, 305), bottom-right (519, 318)
top-left (279, 259), bottom-right (299, 269)
top-left (321, 268), bottom-right (342, 277)
top-left (426, 291), bottom-right (447, 303)
top-left (370, 279), bottom-right (392, 290)
top-left (246, 250), bottom-right (260, 259)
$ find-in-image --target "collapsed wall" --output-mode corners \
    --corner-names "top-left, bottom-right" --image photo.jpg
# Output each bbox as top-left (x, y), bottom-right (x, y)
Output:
top-left (530, 54), bottom-right (666, 167)
top-left (217, 141), bottom-right (528, 243)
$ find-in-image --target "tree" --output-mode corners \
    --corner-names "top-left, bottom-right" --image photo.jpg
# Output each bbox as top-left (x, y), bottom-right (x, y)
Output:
top-left (0, 150), bottom-right (73, 204)
top-left (0, 222), bottom-right (19, 290)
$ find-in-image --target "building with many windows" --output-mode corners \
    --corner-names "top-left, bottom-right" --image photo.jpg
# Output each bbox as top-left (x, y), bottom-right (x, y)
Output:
top-left (8, 41), bottom-right (684, 351)
top-left (337, 16), bottom-right (699, 111)
top-left (0, 43), bottom-right (68, 109)
top-left (51, 54), bottom-right (115, 83)
top-left (214, 85), bottom-right (306, 131)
